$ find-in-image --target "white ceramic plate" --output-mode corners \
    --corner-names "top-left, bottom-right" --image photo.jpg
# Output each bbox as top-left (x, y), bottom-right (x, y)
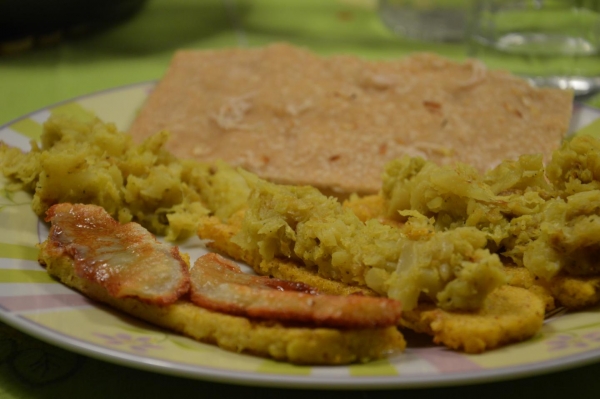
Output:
top-left (1, 82), bottom-right (600, 389)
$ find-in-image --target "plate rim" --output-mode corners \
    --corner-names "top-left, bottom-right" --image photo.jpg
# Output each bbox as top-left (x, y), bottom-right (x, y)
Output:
top-left (0, 80), bottom-right (157, 128)
top-left (3, 300), bottom-right (600, 390)
top-left (1, 82), bottom-right (600, 390)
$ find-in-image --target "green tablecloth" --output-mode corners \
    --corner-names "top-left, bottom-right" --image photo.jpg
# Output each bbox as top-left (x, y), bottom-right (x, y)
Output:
top-left (1, 0), bottom-right (599, 398)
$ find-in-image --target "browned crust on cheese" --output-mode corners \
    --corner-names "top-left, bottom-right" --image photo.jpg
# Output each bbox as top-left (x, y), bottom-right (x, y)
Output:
top-left (130, 43), bottom-right (572, 196)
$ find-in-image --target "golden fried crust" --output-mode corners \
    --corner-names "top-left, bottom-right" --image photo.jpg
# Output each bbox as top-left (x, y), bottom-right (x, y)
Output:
top-left (39, 241), bottom-right (406, 365)
top-left (548, 275), bottom-right (600, 309)
top-left (399, 285), bottom-right (545, 353)
top-left (503, 263), bottom-right (600, 310)
top-left (503, 265), bottom-right (555, 312)
top-left (254, 258), bottom-right (377, 297)
top-left (342, 195), bottom-right (385, 222)
top-left (197, 215), bottom-right (377, 297)
top-left (198, 213), bottom-right (254, 265)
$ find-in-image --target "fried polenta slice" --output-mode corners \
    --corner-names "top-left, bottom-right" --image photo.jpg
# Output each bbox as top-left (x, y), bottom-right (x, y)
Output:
top-left (39, 240), bottom-right (406, 365)
top-left (548, 274), bottom-right (600, 309)
top-left (399, 285), bottom-right (544, 353)
top-left (503, 264), bottom-right (600, 310)
top-left (503, 265), bottom-right (555, 312)
top-left (197, 214), bottom-right (376, 297)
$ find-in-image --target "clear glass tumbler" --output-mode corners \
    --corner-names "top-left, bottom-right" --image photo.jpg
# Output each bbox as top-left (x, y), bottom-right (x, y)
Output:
top-left (468, 0), bottom-right (600, 96)
top-left (379, 0), bottom-right (469, 42)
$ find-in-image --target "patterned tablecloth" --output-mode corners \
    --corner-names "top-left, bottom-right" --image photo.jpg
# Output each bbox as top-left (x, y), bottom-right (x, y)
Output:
top-left (1, 1), bottom-right (599, 398)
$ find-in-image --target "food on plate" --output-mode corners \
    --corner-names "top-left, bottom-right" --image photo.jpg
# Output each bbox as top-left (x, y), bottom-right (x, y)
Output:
top-left (128, 43), bottom-right (573, 197)
top-left (228, 171), bottom-right (506, 312)
top-left (43, 203), bottom-right (190, 305)
top-left (197, 212), bottom-right (378, 297)
top-left (194, 134), bottom-right (600, 352)
top-left (547, 275), bottom-right (600, 309)
top-left (503, 265), bottom-right (555, 311)
top-left (2, 113), bottom-right (600, 356)
top-left (195, 180), bottom-right (547, 353)
top-left (400, 285), bottom-right (544, 353)
top-left (198, 209), bottom-right (546, 353)
top-left (378, 134), bottom-right (600, 309)
top-left (0, 115), bottom-right (250, 240)
top-left (190, 253), bottom-right (402, 328)
top-left (39, 203), bottom-right (406, 364)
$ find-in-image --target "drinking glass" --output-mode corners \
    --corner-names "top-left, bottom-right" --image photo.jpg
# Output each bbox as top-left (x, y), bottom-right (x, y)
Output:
top-left (379, 0), bottom-right (469, 42)
top-left (468, 0), bottom-right (600, 96)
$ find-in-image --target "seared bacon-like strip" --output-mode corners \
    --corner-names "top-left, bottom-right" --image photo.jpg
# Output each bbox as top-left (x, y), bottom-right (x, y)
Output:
top-left (189, 253), bottom-right (402, 328)
top-left (44, 203), bottom-right (190, 306)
